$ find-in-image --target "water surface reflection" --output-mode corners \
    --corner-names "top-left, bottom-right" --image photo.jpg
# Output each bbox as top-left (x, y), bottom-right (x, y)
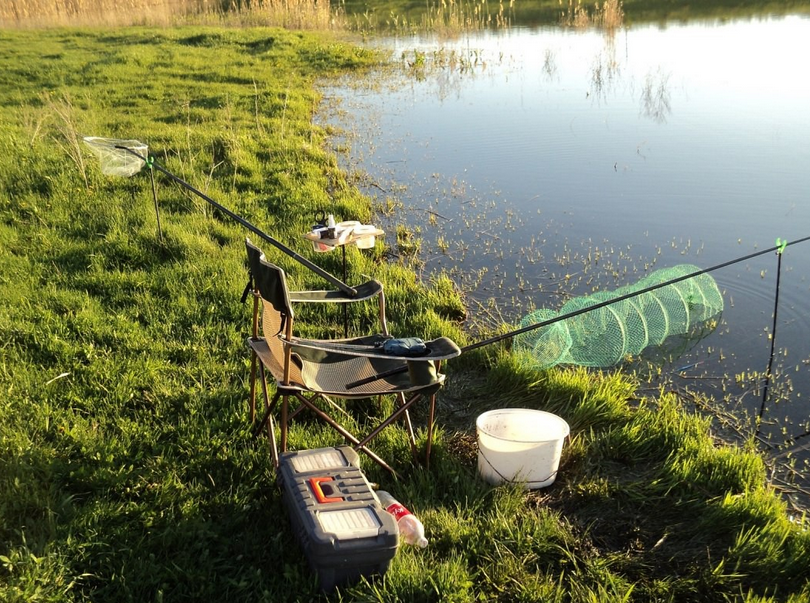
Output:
top-left (321, 16), bottom-right (810, 498)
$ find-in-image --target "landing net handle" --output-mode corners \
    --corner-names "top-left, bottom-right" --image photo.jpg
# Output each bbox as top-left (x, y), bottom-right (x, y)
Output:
top-left (114, 145), bottom-right (357, 297)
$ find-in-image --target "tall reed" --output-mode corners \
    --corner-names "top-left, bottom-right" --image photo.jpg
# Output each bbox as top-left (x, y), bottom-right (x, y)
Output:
top-left (212, 0), bottom-right (336, 29)
top-left (0, 0), bottom-right (334, 29)
top-left (1, 0), bottom-right (204, 27)
top-left (421, 0), bottom-right (514, 33)
top-left (562, 0), bottom-right (624, 30)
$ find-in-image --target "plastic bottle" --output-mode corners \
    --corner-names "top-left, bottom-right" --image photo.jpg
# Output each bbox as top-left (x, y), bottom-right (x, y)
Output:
top-left (376, 490), bottom-right (428, 548)
top-left (326, 214), bottom-right (336, 239)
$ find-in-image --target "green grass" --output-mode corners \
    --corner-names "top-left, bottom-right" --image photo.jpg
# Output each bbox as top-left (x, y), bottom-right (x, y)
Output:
top-left (1, 26), bottom-right (809, 603)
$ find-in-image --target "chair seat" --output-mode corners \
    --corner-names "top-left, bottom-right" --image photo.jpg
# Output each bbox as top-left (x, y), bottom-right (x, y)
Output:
top-left (248, 336), bottom-right (448, 398)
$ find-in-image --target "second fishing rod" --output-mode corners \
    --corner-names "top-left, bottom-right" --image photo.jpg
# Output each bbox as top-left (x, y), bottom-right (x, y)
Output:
top-left (346, 235), bottom-right (810, 389)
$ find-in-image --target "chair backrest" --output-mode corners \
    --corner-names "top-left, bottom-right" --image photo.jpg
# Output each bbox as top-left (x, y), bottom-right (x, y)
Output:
top-left (246, 238), bottom-right (294, 320)
top-left (246, 238), bottom-right (303, 384)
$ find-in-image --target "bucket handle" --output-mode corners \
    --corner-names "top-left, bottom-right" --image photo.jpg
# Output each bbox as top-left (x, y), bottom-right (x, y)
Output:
top-left (478, 448), bottom-right (557, 487)
top-left (478, 433), bottom-right (569, 487)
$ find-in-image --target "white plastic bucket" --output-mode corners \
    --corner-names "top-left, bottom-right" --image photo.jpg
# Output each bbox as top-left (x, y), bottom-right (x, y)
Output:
top-left (476, 409), bottom-right (569, 489)
top-left (353, 225), bottom-right (377, 249)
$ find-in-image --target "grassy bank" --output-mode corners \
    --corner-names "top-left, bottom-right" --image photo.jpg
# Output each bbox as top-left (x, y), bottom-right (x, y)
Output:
top-left (1, 26), bottom-right (808, 603)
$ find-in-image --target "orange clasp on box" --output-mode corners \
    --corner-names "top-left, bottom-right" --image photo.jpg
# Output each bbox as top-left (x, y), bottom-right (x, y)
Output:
top-left (308, 477), bottom-right (343, 504)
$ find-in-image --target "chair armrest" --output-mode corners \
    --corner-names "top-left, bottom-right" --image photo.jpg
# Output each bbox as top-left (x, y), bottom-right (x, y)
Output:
top-left (288, 279), bottom-right (383, 304)
top-left (286, 335), bottom-right (461, 362)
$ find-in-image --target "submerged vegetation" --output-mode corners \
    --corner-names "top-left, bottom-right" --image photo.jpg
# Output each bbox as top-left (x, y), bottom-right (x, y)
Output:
top-left (1, 6), bottom-right (809, 603)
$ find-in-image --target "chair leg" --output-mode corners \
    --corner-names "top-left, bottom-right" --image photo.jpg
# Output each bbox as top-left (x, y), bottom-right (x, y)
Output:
top-left (252, 363), bottom-right (281, 467)
top-left (289, 401), bottom-right (307, 421)
top-left (294, 393), bottom-right (398, 475)
top-left (426, 394), bottom-right (437, 469)
top-left (266, 408), bottom-right (279, 469)
top-left (249, 350), bottom-right (258, 423)
top-left (425, 360), bottom-right (442, 469)
top-left (252, 363), bottom-right (274, 431)
top-left (356, 392), bottom-right (423, 466)
top-left (320, 394), bottom-right (353, 419)
top-left (396, 392), bottom-right (419, 458)
top-left (280, 393), bottom-right (289, 453)
top-left (249, 295), bottom-right (261, 422)
top-left (252, 391), bottom-right (278, 438)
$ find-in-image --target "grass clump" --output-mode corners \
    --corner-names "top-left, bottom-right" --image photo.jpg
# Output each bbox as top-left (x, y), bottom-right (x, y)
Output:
top-left (1, 25), bottom-right (808, 603)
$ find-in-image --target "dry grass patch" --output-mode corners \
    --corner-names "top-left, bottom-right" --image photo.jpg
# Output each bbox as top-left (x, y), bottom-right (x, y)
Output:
top-left (0, 0), bottom-right (336, 29)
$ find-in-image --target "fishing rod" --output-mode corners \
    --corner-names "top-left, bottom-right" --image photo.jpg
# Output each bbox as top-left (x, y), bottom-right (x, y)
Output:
top-left (346, 235), bottom-right (810, 389)
top-left (83, 137), bottom-right (357, 297)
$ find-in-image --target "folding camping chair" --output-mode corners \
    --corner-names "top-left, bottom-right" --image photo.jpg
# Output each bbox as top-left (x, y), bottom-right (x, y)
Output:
top-left (244, 238), bottom-right (461, 474)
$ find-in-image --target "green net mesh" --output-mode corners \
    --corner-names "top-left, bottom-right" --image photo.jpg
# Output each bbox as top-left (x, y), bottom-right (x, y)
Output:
top-left (514, 308), bottom-right (572, 369)
top-left (514, 264), bottom-right (724, 369)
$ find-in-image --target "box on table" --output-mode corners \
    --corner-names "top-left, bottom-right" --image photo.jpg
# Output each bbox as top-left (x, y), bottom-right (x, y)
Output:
top-left (277, 446), bottom-right (399, 591)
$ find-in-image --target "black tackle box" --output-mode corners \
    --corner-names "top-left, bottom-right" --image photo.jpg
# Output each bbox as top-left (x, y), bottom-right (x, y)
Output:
top-left (277, 447), bottom-right (399, 591)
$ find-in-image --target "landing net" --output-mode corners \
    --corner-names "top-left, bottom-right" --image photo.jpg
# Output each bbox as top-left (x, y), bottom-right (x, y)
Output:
top-left (83, 137), bottom-right (148, 177)
top-left (513, 264), bottom-right (724, 369)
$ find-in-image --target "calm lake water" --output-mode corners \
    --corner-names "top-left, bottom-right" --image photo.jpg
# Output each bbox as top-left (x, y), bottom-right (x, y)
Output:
top-left (319, 15), bottom-right (810, 490)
